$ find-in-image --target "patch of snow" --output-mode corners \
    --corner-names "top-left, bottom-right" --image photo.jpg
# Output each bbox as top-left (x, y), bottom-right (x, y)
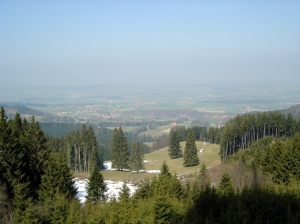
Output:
top-left (146, 170), bottom-right (161, 174)
top-left (103, 161), bottom-right (112, 169)
top-left (73, 178), bottom-right (88, 204)
top-left (73, 178), bottom-right (138, 204)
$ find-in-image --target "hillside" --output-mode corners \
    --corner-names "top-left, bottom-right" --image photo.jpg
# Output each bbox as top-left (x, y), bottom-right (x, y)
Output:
top-left (144, 141), bottom-right (221, 175)
top-left (0, 104), bottom-right (75, 123)
top-left (281, 104), bottom-right (300, 119)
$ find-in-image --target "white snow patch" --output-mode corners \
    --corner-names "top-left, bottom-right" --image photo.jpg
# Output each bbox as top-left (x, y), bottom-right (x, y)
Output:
top-left (74, 162), bottom-right (162, 203)
top-left (146, 170), bottom-right (161, 174)
top-left (73, 178), bottom-right (138, 204)
top-left (103, 161), bottom-right (112, 169)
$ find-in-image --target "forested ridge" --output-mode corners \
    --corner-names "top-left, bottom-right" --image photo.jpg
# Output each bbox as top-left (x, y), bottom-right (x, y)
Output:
top-left (219, 110), bottom-right (300, 160)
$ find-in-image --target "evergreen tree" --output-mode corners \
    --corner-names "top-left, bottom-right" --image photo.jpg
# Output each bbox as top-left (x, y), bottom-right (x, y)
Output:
top-left (12, 183), bottom-right (39, 224)
top-left (160, 161), bottom-right (171, 177)
top-left (25, 116), bottom-right (51, 199)
top-left (118, 182), bottom-right (130, 203)
top-left (110, 127), bottom-right (129, 170)
top-left (39, 153), bottom-right (77, 202)
top-left (183, 129), bottom-right (199, 167)
top-left (86, 164), bottom-right (107, 202)
top-left (168, 128), bottom-right (182, 159)
top-left (198, 162), bottom-right (210, 189)
top-left (129, 140), bottom-right (144, 173)
top-left (1, 112), bottom-right (31, 199)
top-left (269, 138), bottom-right (290, 183)
top-left (286, 133), bottom-right (300, 180)
top-left (154, 196), bottom-right (173, 224)
top-left (218, 172), bottom-right (235, 196)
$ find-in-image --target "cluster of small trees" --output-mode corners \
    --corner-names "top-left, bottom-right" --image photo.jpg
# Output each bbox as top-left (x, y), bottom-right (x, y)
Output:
top-left (48, 124), bottom-right (103, 173)
top-left (168, 127), bottom-right (199, 166)
top-left (220, 111), bottom-right (300, 160)
top-left (110, 127), bottom-right (145, 172)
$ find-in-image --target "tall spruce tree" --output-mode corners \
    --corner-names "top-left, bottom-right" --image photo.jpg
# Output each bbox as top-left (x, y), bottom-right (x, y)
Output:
top-left (86, 164), bottom-right (107, 202)
top-left (168, 128), bottom-right (182, 159)
top-left (1, 112), bottom-right (31, 199)
top-left (129, 140), bottom-right (144, 173)
top-left (218, 172), bottom-right (235, 196)
top-left (25, 116), bottom-right (51, 199)
top-left (183, 129), bottom-right (199, 167)
top-left (39, 153), bottom-right (77, 202)
top-left (118, 182), bottom-right (130, 203)
top-left (110, 127), bottom-right (129, 170)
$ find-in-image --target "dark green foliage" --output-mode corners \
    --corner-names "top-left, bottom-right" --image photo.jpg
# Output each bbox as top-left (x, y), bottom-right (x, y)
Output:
top-left (0, 110), bottom-right (51, 200)
top-left (129, 140), bottom-right (145, 172)
top-left (171, 125), bottom-right (186, 141)
top-left (154, 196), bottom-right (173, 224)
top-left (110, 127), bottom-right (129, 170)
top-left (26, 116), bottom-right (51, 198)
top-left (268, 138), bottom-right (290, 184)
top-left (86, 165), bottom-right (107, 202)
top-left (286, 133), bottom-right (300, 180)
top-left (220, 111), bottom-right (300, 160)
top-left (39, 153), bottom-right (77, 202)
top-left (186, 186), bottom-right (300, 224)
top-left (183, 129), bottom-right (199, 167)
top-left (39, 122), bottom-right (82, 137)
top-left (65, 199), bottom-right (84, 224)
top-left (42, 192), bottom-right (69, 224)
top-left (197, 163), bottom-right (210, 189)
top-left (51, 124), bottom-right (104, 173)
top-left (160, 161), bottom-right (171, 177)
top-left (218, 172), bottom-right (235, 196)
top-left (12, 183), bottom-right (39, 224)
top-left (118, 182), bottom-right (130, 203)
top-left (168, 127), bottom-right (182, 159)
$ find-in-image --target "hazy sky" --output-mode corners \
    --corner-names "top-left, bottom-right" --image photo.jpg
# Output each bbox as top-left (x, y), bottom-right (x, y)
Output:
top-left (0, 1), bottom-right (299, 87)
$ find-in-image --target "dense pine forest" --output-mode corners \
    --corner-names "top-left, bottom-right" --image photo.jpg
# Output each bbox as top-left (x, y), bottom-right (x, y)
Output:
top-left (1, 106), bottom-right (300, 223)
top-left (219, 111), bottom-right (300, 160)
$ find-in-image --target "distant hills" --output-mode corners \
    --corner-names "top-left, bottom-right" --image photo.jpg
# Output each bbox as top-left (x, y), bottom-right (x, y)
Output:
top-left (0, 104), bottom-right (75, 123)
top-left (281, 104), bottom-right (300, 120)
top-left (2, 102), bottom-right (300, 124)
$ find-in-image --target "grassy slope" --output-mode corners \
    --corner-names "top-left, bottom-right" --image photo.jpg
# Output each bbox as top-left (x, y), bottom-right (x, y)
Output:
top-left (144, 141), bottom-right (221, 175)
top-left (74, 141), bottom-right (221, 181)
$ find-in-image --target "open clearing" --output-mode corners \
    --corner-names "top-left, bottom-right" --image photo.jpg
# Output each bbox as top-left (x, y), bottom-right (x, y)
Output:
top-left (74, 141), bottom-right (221, 181)
top-left (144, 141), bottom-right (221, 175)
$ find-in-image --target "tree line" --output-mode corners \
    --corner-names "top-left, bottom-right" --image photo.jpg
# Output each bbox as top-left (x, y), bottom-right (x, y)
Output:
top-left (151, 125), bottom-right (222, 152)
top-left (110, 127), bottom-right (145, 172)
top-left (219, 111), bottom-right (300, 160)
top-left (49, 125), bottom-right (104, 173)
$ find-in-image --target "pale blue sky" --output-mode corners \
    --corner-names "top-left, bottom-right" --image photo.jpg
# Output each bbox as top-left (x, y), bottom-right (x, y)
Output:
top-left (0, 0), bottom-right (299, 87)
